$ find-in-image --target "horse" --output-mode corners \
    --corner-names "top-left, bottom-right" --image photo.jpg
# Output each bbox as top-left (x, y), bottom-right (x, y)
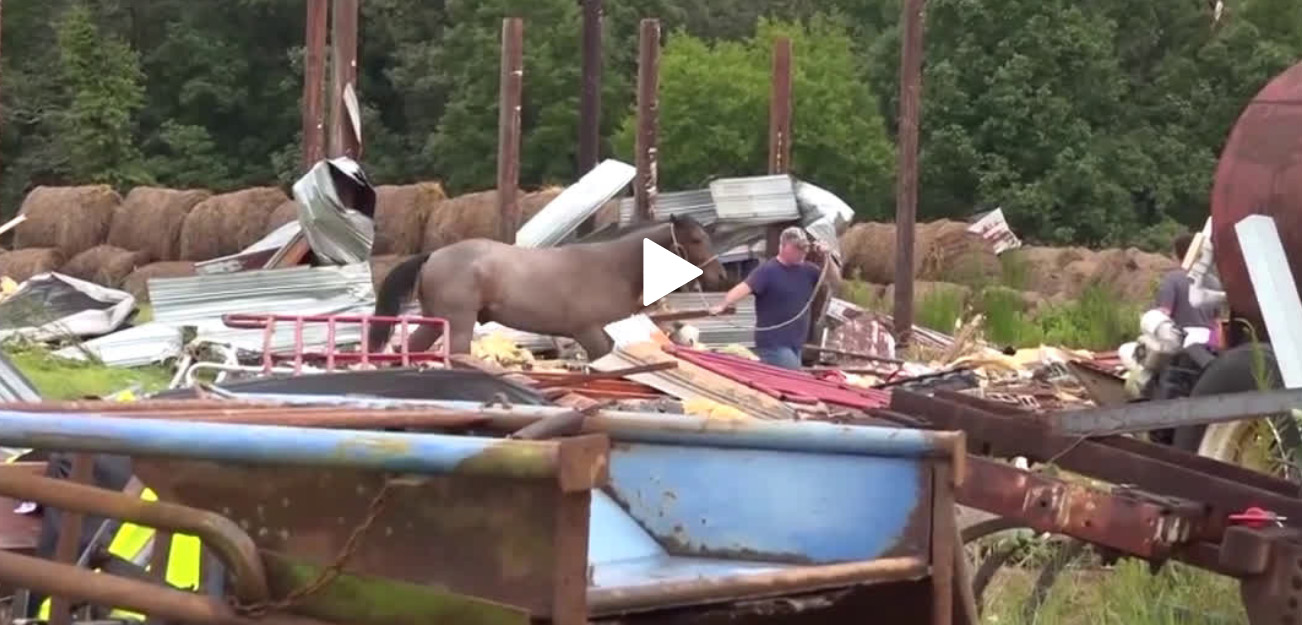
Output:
top-left (367, 214), bottom-right (727, 360)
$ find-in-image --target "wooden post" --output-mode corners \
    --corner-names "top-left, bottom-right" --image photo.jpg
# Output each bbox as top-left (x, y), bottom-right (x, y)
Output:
top-left (497, 18), bottom-right (524, 243)
top-left (328, 0), bottom-right (359, 159)
top-left (893, 0), bottom-right (926, 347)
top-left (633, 19), bottom-right (660, 224)
top-left (302, 0), bottom-right (328, 169)
top-left (575, 0), bottom-right (604, 236)
top-left (766, 36), bottom-right (794, 258)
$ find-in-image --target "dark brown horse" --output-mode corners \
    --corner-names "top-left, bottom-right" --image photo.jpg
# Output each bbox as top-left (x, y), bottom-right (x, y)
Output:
top-left (368, 215), bottom-right (726, 360)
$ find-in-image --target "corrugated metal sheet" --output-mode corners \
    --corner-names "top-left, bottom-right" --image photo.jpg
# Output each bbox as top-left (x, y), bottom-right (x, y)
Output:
top-left (709, 175), bottom-right (799, 225)
top-left (516, 159), bottom-right (636, 248)
top-left (0, 351), bottom-right (40, 401)
top-left (55, 322), bottom-right (185, 368)
top-left (618, 189), bottom-right (717, 226)
top-left (794, 181), bottom-right (855, 231)
top-left (149, 263), bottom-right (376, 353)
top-left (661, 293), bottom-right (757, 348)
top-left (291, 157), bottom-right (377, 265)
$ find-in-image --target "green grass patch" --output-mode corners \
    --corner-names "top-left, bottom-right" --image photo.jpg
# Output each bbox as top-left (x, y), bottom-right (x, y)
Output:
top-left (3, 343), bottom-right (172, 400)
top-left (983, 559), bottom-right (1245, 624)
top-left (916, 286), bottom-right (967, 335)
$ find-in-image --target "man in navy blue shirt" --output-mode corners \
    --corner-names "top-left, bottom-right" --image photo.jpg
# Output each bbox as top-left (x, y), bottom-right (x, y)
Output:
top-left (709, 226), bottom-right (824, 369)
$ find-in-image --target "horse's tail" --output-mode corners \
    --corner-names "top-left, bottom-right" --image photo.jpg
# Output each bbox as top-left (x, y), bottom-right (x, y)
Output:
top-left (368, 252), bottom-right (431, 351)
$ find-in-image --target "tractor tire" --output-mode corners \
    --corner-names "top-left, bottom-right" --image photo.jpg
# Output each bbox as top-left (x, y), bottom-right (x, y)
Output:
top-left (1173, 343), bottom-right (1302, 479)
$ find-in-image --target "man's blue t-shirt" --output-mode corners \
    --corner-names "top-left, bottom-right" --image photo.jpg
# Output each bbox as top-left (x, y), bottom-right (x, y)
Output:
top-left (744, 258), bottom-right (822, 352)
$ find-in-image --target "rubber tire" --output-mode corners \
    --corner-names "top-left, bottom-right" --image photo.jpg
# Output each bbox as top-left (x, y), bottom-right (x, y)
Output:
top-left (1171, 343), bottom-right (1302, 463)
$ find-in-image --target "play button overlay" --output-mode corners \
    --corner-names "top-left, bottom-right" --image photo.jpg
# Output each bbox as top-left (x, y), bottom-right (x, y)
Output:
top-left (643, 238), bottom-right (703, 306)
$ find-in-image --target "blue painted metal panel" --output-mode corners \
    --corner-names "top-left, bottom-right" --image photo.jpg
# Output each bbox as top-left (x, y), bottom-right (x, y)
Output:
top-left (588, 490), bottom-right (666, 565)
top-left (0, 410), bottom-right (555, 476)
top-left (605, 444), bottom-right (926, 564)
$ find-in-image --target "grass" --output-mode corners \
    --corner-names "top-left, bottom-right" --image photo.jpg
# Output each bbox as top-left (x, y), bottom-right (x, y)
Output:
top-left (980, 559), bottom-right (1245, 624)
top-left (3, 341), bottom-right (172, 400)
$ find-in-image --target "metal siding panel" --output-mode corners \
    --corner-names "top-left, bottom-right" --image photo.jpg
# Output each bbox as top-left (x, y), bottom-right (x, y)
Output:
top-left (516, 159), bottom-right (636, 248)
top-left (0, 352), bottom-right (40, 402)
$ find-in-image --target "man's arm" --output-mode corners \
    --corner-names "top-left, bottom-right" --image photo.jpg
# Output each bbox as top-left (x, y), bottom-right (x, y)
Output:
top-left (710, 281), bottom-right (753, 316)
top-left (1155, 274), bottom-right (1178, 316)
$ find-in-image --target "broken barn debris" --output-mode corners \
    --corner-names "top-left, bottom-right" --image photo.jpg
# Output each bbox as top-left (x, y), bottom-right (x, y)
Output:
top-left (0, 155), bottom-right (1115, 419)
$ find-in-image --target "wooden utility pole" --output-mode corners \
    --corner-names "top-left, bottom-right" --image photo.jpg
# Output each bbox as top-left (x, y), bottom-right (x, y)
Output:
top-left (633, 19), bottom-right (660, 224)
top-left (766, 36), bottom-right (794, 258)
top-left (893, 0), bottom-right (926, 348)
top-left (329, 0), bottom-right (359, 159)
top-left (575, 0), bottom-right (604, 236)
top-left (302, 0), bottom-right (328, 169)
top-left (497, 18), bottom-right (524, 243)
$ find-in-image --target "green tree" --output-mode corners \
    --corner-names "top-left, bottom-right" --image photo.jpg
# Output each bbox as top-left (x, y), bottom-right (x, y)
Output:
top-left (613, 15), bottom-right (896, 219)
top-left (52, 4), bottom-right (151, 188)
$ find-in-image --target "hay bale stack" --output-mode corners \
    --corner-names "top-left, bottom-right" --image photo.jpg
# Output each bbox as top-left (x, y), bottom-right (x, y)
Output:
top-left (1015, 246), bottom-right (1092, 297)
top-left (265, 200), bottom-right (301, 234)
top-left (0, 248), bottom-right (66, 283)
top-left (179, 187), bottom-right (289, 261)
top-left (62, 245), bottom-right (151, 288)
top-left (123, 261), bottom-right (198, 302)
top-left (13, 185), bottom-right (122, 258)
top-left (373, 182), bottom-right (446, 256)
top-left (108, 187), bottom-right (211, 262)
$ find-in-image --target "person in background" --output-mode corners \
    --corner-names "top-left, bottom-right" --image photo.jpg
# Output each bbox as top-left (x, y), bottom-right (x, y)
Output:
top-left (1156, 232), bottom-right (1219, 348)
top-left (709, 226), bottom-right (824, 369)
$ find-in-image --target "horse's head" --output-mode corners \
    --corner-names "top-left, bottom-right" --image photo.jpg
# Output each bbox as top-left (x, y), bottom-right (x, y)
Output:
top-left (670, 214), bottom-right (727, 289)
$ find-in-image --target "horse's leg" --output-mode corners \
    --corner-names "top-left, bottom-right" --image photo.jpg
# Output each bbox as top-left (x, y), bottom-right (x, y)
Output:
top-left (573, 327), bottom-right (614, 361)
top-left (445, 312), bottom-right (477, 355)
top-left (403, 324), bottom-right (444, 353)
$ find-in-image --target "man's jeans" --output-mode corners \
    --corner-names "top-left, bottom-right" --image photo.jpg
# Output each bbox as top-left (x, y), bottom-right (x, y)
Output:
top-left (755, 346), bottom-right (802, 370)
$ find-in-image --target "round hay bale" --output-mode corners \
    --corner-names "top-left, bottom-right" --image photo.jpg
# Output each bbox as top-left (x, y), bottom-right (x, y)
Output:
top-left (123, 261), bottom-right (198, 302)
top-left (108, 187), bottom-right (212, 262)
top-left (265, 200), bottom-right (301, 234)
top-left (840, 221), bottom-right (938, 285)
top-left (62, 245), bottom-right (151, 288)
top-left (0, 248), bottom-right (66, 283)
top-left (422, 190), bottom-right (503, 251)
top-left (373, 182), bottom-right (446, 255)
top-left (918, 220), bottom-right (1001, 285)
top-left (179, 187), bottom-right (289, 261)
top-left (421, 187), bottom-right (572, 251)
top-left (13, 185), bottom-right (121, 258)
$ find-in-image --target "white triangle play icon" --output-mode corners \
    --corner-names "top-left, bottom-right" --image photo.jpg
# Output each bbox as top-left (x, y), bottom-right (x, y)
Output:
top-left (643, 238), bottom-right (703, 306)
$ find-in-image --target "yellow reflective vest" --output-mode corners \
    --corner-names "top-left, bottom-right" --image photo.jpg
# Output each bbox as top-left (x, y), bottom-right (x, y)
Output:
top-left (35, 487), bottom-right (202, 620)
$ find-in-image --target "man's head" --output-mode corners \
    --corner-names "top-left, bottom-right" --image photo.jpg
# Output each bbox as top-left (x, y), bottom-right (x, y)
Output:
top-left (777, 226), bottom-right (810, 264)
top-left (1173, 232), bottom-right (1195, 263)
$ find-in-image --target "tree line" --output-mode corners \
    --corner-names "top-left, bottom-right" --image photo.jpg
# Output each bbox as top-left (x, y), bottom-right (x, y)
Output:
top-left (2, 0), bottom-right (1299, 248)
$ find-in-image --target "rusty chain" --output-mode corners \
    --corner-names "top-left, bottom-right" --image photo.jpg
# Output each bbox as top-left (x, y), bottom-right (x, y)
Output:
top-left (231, 476), bottom-right (398, 618)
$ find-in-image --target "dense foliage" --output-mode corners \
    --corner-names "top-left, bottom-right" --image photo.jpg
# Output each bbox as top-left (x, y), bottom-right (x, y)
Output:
top-left (1, 0), bottom-right (1298, 248)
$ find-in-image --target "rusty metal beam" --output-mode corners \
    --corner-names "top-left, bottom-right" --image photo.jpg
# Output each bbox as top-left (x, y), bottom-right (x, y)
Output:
top-left (633, 18), bottom-right (660, 224)
top-left (0, 469), bottom-right (269, 604)
top-left (1051, 388), bottom-right (1302, 437)
top-left (0, 548), bottom-right (326, 625)
top-left (497, 17), bottom-right (524, 243)
top-left (960, 457), bottom-right (1216, 560)
top-left (893, 0), bottom-right (926, 347)
top-left (328, 0), bottom-right (359, 159)
top-left (302, 0), bottom-right (328, 169)
top-left (587, 557), bottom-right (929, 616)
top-left (891, 391), bottom-right (1302, 527)
top-left (49, 454), bottom-right (91, 625)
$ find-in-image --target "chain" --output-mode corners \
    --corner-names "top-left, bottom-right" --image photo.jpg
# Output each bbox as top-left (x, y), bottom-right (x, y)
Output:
top-left (232, 477), bottom-right (397, 618)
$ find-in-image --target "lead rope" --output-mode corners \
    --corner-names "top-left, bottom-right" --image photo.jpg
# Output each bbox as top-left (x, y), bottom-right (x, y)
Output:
top-left (667, 225), bottom-right (831, 333)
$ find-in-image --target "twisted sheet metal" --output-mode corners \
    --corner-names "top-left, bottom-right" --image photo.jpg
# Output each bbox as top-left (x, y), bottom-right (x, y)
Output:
top-left (709, 175), bottom-right (800, 225)
top-left (516, 159), bottom-right (636, 248)
top-left (617, 189), bottom-right (717, 227)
